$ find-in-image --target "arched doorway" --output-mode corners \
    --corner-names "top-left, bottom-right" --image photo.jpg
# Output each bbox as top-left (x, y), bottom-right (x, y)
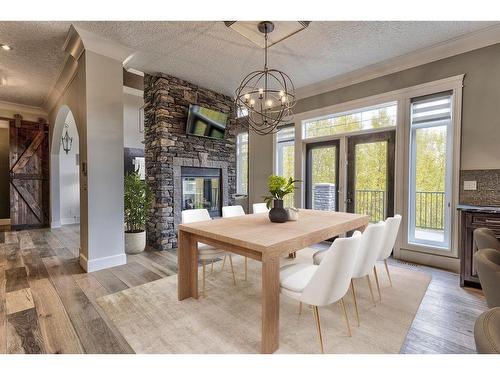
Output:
top-left (50, 105), bottom-right (81, 253)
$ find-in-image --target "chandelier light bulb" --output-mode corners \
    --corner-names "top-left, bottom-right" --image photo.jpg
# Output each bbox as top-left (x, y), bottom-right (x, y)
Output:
top-left (249, 98), bottom-right (255, 107)
top-left (266, 99), bottom-right (273, 107)
top-left (279, 90), bottom-right (284, 97)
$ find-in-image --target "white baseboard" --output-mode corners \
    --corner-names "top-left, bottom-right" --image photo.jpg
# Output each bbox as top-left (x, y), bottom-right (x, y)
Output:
top-left (61, 217), bottom-right (80, 225)
top-left (79, 252), bottom-right (126, 273)
top-left (396, 248), bottom-right (460, 273)
top-left (51, 220), bottom-right (61, 228)
top-left (0, 218), bottom-right (10, 225)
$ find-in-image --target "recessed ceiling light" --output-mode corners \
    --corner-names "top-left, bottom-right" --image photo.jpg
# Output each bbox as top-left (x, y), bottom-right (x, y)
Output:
top-left (1, 44), bottom-right (12, 51)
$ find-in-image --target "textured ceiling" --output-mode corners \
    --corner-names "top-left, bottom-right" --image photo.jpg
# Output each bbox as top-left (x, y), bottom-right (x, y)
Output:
top-left (0, 21), bottom-right (498, 107)
top-left (0, 21), bottom-right (72, 107)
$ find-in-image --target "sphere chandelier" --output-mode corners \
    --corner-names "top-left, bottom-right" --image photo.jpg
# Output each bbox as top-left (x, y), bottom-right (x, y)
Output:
top-left (235, 21), bottom-right (296, 135)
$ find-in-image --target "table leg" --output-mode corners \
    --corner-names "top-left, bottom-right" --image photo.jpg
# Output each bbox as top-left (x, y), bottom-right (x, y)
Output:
top-left (178, 230), bottom-right (198, 300)
top-left (261, 257), bottom-right (280, 354)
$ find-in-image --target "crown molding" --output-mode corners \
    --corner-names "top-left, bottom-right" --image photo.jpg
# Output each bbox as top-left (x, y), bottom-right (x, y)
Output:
top-left (296, 23), bottom-right (500, 100)
top-left (43, 25), bottom-right (137, 113)
top-left (0, 99), bottom-right (47, 116)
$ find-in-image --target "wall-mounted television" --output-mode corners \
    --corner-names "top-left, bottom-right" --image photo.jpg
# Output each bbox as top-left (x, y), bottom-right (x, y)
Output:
top-left (186, 105), bottom-right (227, 140)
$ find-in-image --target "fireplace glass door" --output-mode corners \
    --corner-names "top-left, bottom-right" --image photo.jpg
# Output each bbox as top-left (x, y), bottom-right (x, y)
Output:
top-left (181, 167), bottom-right (221, 217)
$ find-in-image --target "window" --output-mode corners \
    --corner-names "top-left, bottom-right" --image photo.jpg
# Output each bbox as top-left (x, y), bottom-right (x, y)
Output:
top-left (236, 132), bottom-right (248, 195)
top-left (304, 102), bottom-right (397, 139)
top-left (276, 125), bottom-right (295, 207)
top-left (408, 92), bottom-right (453, 250)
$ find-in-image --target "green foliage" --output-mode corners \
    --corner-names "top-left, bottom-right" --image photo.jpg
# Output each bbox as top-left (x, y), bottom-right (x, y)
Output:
top-left (263, 175), bottom-right (301, 209)
top-left (124, 171), bottom-right (152, 233)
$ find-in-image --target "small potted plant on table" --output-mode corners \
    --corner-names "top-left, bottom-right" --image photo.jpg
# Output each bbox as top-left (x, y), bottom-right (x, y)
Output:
top-left (263, 175), bottom-right (301, 223)
top-left (124, 170), bottom-right (152, 254)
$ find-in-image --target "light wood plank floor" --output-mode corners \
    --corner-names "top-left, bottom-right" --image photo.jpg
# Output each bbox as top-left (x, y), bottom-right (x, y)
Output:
top-left (0, 226), bottom-right (487, 354)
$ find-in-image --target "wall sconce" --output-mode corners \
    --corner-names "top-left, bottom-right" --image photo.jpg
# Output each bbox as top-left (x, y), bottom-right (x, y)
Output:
top-left (61, 123), bottom-right (73, 154)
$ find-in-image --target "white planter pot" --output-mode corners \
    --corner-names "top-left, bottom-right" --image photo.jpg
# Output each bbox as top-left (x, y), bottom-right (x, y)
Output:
top-left (125, 230), bottom-right (146, 254)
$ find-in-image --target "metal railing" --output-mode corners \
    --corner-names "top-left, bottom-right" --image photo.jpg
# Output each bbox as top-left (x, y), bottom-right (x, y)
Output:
top-left (415, 191), bottom-right (445, 230)
top-left (355, 189), bottom-right (386, 223)
top-left (355, 189), bottom-right (445, 230)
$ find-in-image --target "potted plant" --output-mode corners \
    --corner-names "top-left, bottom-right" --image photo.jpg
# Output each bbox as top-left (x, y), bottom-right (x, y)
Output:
top-left (263, 175), bottom-right (301, 223)
top-left (124, 170), bottom-right (152, 254)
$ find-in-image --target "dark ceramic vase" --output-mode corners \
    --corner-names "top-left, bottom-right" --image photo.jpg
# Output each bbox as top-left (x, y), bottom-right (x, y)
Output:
top-left (269, 199), bottom-right (288, 223)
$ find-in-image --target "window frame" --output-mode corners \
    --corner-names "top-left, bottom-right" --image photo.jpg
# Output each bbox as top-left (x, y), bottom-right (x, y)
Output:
top-left (303, 101), bottom-right (398, 140)
top-left (236, 131), bottom-right (248, 196)
top-left (408, 92), bottom-right (454, 251)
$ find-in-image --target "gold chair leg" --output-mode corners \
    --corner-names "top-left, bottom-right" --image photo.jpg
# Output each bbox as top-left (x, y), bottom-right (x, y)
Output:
top-left (373, 266), bottom-right (382, 302)
top-left (340, 298), bottom-right (352, 337)
top-left (299, 302), bottom-right (302, 315)
top-left (312, 306), bottom-right (324, 354)
top-left (202, 260), bottom-right (206, 297)
top-left (228, 254), bottom-right (236, 286)
top-left (384, 259), bottom-right (393, 287)
top-left (244, 256), bottom-right (248, 281)
top-left (221, 254), bottom-right (226, 272)
top-left (366, 275), bottom-right (376, 306)
top-left (351, 280), bottom-right (360, 327)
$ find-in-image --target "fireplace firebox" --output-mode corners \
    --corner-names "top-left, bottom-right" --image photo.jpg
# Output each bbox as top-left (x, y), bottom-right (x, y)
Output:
top-left (181, 167), bottom-right (222, 217)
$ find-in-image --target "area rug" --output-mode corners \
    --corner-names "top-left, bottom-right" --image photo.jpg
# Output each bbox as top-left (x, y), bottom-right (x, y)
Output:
top-left (97, 248), bottom-right (431, 354)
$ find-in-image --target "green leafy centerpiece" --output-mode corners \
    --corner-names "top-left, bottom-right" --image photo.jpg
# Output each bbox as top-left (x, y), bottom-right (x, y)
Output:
top-left (263, 175), bottom-right (301, 223)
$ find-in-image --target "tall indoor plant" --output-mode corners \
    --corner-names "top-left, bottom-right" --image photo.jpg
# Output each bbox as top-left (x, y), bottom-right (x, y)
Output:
top-left (263, 175), bottom-right (301, 223)
top-left (124, 170), bottom-right (152, 254)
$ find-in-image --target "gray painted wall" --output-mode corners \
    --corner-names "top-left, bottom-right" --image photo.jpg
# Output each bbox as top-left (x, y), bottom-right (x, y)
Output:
top-left (248, 129), bottom-right (274, 209)
top-left (248, 43), bottom-right (500, 206)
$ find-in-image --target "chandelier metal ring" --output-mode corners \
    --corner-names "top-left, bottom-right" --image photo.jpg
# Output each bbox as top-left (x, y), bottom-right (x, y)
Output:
top-left (235, 21), bottom-right (296, 135)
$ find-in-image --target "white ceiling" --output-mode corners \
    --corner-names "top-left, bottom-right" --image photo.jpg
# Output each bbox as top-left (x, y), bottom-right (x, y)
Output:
top-left (0, 21), bottom-right (498, 108)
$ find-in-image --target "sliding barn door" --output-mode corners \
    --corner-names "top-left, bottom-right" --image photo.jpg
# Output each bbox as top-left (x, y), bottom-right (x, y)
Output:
top-left (9, 115), bottom-right (49, 229)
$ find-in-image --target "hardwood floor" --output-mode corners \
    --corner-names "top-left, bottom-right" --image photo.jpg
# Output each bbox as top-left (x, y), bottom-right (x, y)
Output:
top-left (0, 225), bottom-right (487, 354)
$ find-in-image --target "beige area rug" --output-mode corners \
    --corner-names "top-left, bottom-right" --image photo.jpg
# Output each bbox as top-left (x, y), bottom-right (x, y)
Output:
top-left (97, 248), bottom-right (431, 354)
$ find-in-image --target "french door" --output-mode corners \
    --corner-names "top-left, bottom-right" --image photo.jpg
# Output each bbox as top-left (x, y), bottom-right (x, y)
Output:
top-left (408, 92), bottom-right (453, 250)
top-left (305, 140), bottom-right (340, 211)
top-left (346, 131), bottom-right (395, 222)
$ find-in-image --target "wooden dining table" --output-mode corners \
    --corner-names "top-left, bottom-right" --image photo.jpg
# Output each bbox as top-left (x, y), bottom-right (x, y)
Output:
top-left (177, 209), bottom-right (369, 354)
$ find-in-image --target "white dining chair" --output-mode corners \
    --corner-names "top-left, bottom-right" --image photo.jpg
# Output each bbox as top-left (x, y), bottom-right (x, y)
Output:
top-left (181, 209), bottom-right (236, 296)
top-left (373, 215), bottom-right (402, 301)
top-left (252, 202), bottom-right (269, 214)
top-left (222, 205), bottom-right (248, 280)
top-left (313, 221), bottom-right (386, 327)
top-left (280, 231), bottom-right (362, 353)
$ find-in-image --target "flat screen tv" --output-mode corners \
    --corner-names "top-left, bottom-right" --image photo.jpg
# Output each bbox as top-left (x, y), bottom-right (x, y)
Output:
top-left (186, 105), bottom-right (227, 140)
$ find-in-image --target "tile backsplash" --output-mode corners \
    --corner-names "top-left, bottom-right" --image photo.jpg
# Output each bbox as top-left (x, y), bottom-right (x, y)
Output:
top-left (459, 169), bottom-right (500, 207)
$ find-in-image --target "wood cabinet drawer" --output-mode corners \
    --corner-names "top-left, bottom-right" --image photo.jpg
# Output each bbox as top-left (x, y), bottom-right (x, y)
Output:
top-left (471, 214), bottom-right (500, 229)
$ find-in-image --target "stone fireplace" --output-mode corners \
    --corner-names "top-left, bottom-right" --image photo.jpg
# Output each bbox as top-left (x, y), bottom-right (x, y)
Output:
top-left (144, 73), bottom-right (245, 250)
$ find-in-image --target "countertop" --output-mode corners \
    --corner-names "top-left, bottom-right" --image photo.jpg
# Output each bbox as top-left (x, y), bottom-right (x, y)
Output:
top-left (456, 204), bottom-right (500, 213)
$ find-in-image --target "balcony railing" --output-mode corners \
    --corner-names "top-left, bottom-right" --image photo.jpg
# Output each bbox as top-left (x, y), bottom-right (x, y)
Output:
top-left (355, 189), bottom-right (445, 230)
top-left (415, 191), bottom-right (445, 230)
top-left (355, 189), bottom-right (386, 223)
